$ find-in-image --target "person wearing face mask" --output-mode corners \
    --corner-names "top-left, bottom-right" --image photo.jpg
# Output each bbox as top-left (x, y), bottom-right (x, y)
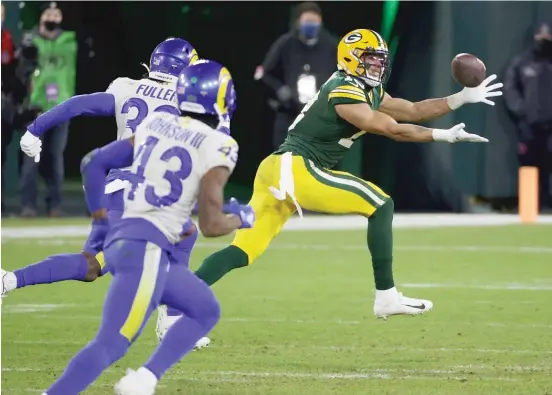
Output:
top-left (18, 2), bottom-right (78, 217)
top-left (255, 2), bottom-right (338, 150)
top-left (504, 22), bottom-right (552, 210)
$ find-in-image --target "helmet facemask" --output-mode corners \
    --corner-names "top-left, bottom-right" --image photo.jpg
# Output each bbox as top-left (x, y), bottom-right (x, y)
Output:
top-left (351, 47), bottom-right (390, 87)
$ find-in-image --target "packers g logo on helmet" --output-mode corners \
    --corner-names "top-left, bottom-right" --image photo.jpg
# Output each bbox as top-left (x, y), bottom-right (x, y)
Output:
top-left (343, 32), bottom-right (362, 44)
top-left (337, 29), bottom-right (390, 88)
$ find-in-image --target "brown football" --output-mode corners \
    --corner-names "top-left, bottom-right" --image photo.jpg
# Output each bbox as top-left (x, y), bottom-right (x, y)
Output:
top-left (451, 53), bottom-right (486, 88)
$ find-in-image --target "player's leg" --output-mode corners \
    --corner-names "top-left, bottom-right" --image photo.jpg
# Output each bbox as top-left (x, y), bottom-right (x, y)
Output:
top-left (293, 157), bottom-right (432, 318)
top-left (155, 226), bottom-right (210, 348)
top-left (115, 263), bottom-right (220, 394)
top-left (1, 251), bottom-right (99, 295)
top-left (194, 154), bottom-right (296, 286)
top-left (44, 239), bottom-right (169, 395)
top-left (2, 222), bottom-right (109, 294)
top-left (1, 193), bottom-right (124, 295)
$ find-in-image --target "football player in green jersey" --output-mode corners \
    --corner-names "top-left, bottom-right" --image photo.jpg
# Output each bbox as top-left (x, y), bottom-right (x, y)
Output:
top-left (156, 28), bottom-right (504, 341)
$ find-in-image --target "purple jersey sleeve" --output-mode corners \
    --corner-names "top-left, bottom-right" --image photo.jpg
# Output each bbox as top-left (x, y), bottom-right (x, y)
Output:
top-left (27, 92), bottom-right (116, 137)
top-left (80, 139), bottom-right (134, 214)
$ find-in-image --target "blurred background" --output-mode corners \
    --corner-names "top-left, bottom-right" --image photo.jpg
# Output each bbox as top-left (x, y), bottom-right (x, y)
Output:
top-left (2, 0), bottom-right (552, 217)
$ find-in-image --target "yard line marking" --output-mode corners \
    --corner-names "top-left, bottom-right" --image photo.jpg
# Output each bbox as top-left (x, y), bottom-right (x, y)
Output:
top-left (4, 341), bottom-right (552, 355)
top-left (402, 283), bottom-right (552, 291)
top-left (2, 213), bottom-right (552, 239)
top-left (4, 237), bottom-right (552, 254)
top-left (1, 368), bottom-right (522, 382)
top-left (4, 312), bottom-right (552, 331)
top-left (1, 303), bottom-right (78, 313)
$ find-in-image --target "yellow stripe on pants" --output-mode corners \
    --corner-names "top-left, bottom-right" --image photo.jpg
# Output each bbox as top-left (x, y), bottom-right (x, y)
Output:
top-left (119, 242), bottom-right (161, 342)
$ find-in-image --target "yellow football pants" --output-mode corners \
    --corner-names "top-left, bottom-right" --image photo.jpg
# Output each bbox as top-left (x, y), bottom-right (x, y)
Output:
top-left (232, 153), bottom-right (389, 264)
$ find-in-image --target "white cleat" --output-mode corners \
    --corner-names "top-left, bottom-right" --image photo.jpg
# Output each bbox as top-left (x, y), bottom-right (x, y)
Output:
top-left (155, 305), bottom-right (211, 350)
top-left (114, 368), bottom-right (157, 395)
top-left (373, 287), bottom-right (433, 319)
top-left (194, 336), bottom-right (211, 350)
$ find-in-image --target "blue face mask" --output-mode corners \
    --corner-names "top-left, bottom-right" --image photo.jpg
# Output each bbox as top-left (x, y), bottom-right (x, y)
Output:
top-left (299, 22), bottom-right (320, 40)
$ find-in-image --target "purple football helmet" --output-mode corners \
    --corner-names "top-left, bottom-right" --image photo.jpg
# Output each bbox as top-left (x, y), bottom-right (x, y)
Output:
top-left (176, 59), bottom-right (237, 119)
top-left (148, 37), bottom-right (198, 83)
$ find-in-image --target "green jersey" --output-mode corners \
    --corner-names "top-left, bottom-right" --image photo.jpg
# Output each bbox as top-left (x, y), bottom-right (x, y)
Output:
top-left (276, 71), bottom-right (384, 169)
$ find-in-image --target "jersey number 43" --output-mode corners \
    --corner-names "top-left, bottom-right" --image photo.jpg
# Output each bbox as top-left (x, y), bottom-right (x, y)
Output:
top-left (126, 135), bottom-right (192, 208)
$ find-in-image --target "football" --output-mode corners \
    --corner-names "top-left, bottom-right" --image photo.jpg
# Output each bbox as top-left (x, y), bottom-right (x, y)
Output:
top-left (451, 53), bottom-right (486, 88)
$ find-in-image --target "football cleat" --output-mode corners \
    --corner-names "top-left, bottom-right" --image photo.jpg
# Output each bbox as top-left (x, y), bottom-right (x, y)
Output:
top-left (155, 305), bottom-right (211, 350)
top-left (114, 368), bottom-right (156, 395)
top-left (373, 287), bottom-right (433, 319)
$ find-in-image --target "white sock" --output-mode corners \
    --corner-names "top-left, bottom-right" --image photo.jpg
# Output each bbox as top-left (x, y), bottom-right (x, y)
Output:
top-left (375, 286), bottom-right (398, 301)
top-left (137, 367), bottom-right (158, 387)
top-left (3, 271), bottom-right (18, 292)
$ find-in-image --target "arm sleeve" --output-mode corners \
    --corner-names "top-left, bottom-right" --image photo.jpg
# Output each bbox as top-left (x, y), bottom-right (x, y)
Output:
top-left (503, 56), bottom-right (525, 119)
top-left (27, 92), bottom-right (115, 137)
top-left (261, 35), bottom-right (288, 93)
top-left (328, 81), bottom-right (368, 106)
top-left (80, 139), bottom-right (134, 213)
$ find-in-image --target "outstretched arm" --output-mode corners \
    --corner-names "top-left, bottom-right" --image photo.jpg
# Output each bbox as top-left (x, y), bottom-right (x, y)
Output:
top-left (80, 137), bottom-right (135, 216)
top-left (27, 92), bottom-right (116, 137)
top-left (335, 103), bottom-right (488, 143)
top-left (21, 92), bottom-right (116, 162)
top-left (378, 75), bottom-right (503, 123)
top-left (378, 93), bottom-right (452, 123)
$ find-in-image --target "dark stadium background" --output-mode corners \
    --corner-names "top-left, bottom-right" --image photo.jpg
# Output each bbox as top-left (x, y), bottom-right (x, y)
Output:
top-left (4, 1), bottom-right (551, 213)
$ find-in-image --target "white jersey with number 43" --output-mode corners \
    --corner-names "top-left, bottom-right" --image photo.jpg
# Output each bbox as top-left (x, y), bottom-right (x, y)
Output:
top-left (122, 112), bottom-right (239, 243)
top-left (106, 77), bottom-right (180, 140)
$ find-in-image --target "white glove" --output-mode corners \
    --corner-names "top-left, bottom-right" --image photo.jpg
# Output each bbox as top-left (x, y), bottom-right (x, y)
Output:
top-left (446, 74), bottom-right (503, 110)
top-left (20, 131), bottom-right (42, 163)
top-left (432, 123), bottom-right (489, 143)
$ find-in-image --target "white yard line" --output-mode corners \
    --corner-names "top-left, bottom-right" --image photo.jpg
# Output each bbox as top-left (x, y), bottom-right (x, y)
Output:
top-left (3, 306), bottom-right (552, 328)
top-left (4, 238), bottom-right (552, 255)
top-left (0, 367), bottom-right (524, 383)
top-left (402, 283), bottom-right (552, 290)
top-left (2, 213), bottom-right (552, 240)
top-left (4, 339), bottom-right (552, 355)
top-left (2, 303), bottom-right (80, 313)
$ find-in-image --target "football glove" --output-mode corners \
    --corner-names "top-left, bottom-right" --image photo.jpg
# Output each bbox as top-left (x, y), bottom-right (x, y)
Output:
top-left (447, 74), bottom-right (504, 110)
top-left (227, 197), bottom-right (255, 229)
top-left (432, 123), bottom-right (489, 143)
top-left (20, 131), bottom-right (42, 163)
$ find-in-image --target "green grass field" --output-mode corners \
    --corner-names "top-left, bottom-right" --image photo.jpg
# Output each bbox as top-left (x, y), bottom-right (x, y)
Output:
top-left (2, 219), bottom-right (552, 395)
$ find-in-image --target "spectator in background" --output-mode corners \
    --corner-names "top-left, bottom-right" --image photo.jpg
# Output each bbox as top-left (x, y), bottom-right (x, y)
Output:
top-left (19, 2), bottom-right (77, 217)
top-left (504, 22), bottom-right (552, 210)
top-left (1, 2), bottom-right (17, 213)
top-left (2, 3), bottom-right (38, 214)
top-left (255, 2), bottom-right (337, 150)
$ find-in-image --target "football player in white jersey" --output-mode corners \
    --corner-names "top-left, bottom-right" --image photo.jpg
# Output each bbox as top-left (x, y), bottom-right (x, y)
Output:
top-left (4, 37), bottom-right (221, 348)
top-left (40, 60), bottom-right (254, 395)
